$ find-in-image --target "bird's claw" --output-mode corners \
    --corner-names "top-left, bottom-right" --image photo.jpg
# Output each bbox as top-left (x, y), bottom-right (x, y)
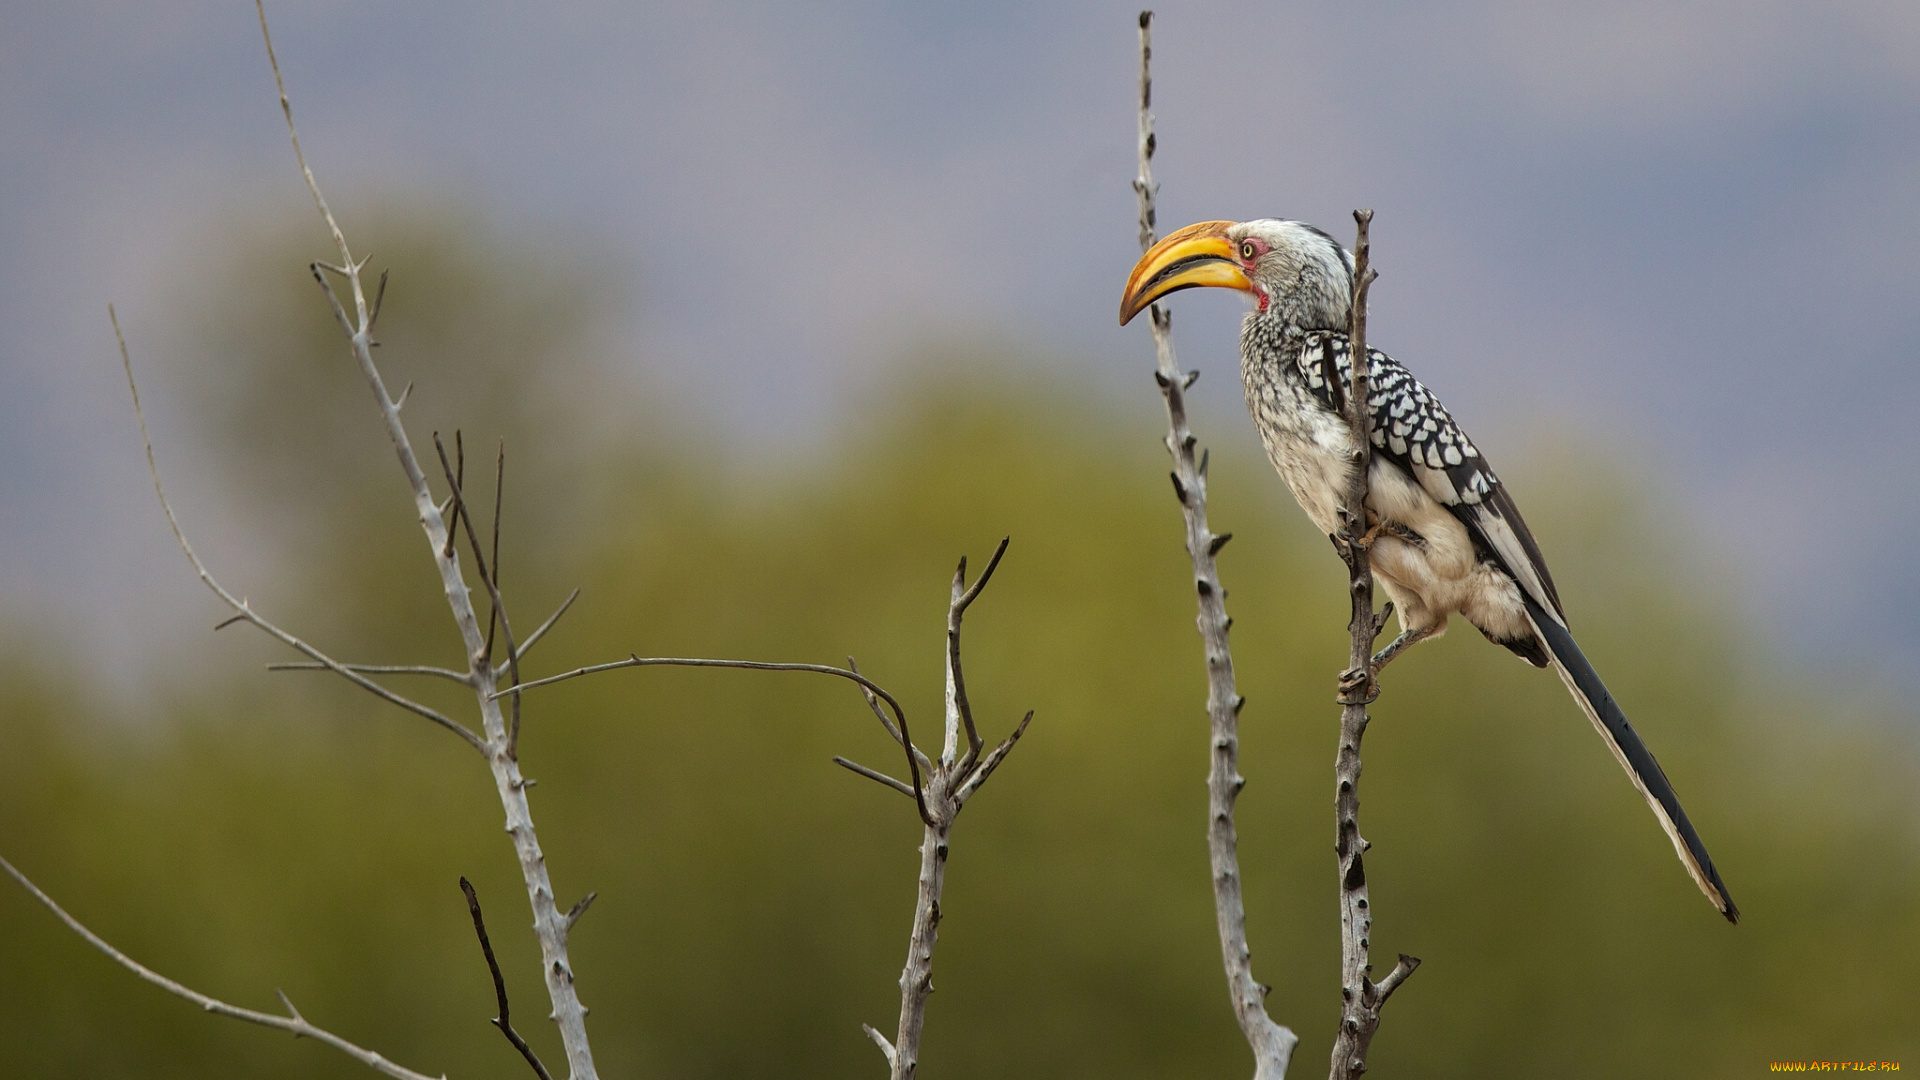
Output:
top-left (1337, 664), bottom-right (1380, 706)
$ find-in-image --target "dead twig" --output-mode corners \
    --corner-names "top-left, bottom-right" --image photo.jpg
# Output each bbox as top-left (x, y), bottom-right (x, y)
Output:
top-left (268, 662), bottom-right (472, 686)
top-left (833, 756), bottom-right (918, 799)
top-left (514, 588), bottom-right (581, 663)
top-left (459, 878), bottom-right (553, 1080)
top-left (485, 441), bottom-right (506, 662)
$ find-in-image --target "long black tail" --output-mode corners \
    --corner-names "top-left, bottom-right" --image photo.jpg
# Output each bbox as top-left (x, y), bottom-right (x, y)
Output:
top-left (1524, 596), bottom-right (1738, 923)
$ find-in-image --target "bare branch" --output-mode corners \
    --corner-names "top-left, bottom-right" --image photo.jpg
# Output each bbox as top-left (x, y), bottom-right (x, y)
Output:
top-left (862, 1024), bottom-right (897, 1067)
top-left (268, 662), bottom-right (472, 686)
top-left (834, 756), bottom-right (918, 799)
top-left (503, 655), bottom-right (933, 828)
top-left (1327, 210), bottom-right (1418, 1080)
top-left (515, 588), bottom-right (581, 663)
top-left (1, 855), bottom-right (446, 1080)
top-left (114, 307), bottom-right (486, 757)
top-left (459, 878), bottom-right (553, 1080)
top-left (1130, 13), bottom-right (1297, 1078)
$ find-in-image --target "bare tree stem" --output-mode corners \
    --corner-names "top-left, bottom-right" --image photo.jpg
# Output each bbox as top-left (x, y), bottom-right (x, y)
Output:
top-left (1133, 13), bottom-right (1296, 1078)
top-left (1327, 210), bottom-right (1418, 1080)
top-left (0, 855), bottom-right (447, 1080)
top-left (889, 808), bottom-right (949, 1080)
top-left (253, 6), bottom-right (596, 1074)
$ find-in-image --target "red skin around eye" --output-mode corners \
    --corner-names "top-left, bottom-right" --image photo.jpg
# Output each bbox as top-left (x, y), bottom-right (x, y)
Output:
top-left (1239, 239), bottom-right (1270, 312)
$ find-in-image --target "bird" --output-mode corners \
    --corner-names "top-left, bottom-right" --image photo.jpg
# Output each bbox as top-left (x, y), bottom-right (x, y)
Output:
top-left (1120, 218), bottom-right (1737, 923)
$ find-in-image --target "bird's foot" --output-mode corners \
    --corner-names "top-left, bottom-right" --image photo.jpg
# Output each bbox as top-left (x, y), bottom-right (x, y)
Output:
top-left (1337, 664), bottom-right (1379, 706)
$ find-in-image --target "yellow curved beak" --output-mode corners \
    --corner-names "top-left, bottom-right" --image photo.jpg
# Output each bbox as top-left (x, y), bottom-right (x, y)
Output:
top-left (1119, 220), bottom-right (1252, 325)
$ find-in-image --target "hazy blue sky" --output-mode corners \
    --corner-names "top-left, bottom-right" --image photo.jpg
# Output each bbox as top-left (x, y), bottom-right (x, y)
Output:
top-left (5, 1), bottom-right (1920, 692)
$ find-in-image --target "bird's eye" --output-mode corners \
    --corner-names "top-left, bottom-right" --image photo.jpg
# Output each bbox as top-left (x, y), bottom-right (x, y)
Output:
top-left (1239, 240), bottom-right (1258, 261)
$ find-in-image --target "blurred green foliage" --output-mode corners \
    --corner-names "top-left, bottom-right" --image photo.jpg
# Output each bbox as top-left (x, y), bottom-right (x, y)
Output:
top-left (2, 214), bottom-right (1916, 1080)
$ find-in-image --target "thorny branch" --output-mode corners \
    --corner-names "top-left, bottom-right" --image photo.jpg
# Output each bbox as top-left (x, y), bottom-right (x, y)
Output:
top-left (0, 855), bottom-right (447, 1080)
top-left (1132, 12), bottom-right (1297, 1079)
top-left (259, 5), bottom-right (601, 1076)
top-left (1327, 210), bottom-right (1419, 1080)
top-left (460, 878), bottom-right (554, 1080)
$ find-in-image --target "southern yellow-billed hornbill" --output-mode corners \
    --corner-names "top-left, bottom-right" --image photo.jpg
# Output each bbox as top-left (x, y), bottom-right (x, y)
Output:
top-left (1122, 219), bottom-right (1737, 922)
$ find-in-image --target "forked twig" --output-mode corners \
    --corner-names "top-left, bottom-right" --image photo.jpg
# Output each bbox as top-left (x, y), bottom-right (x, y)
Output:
top-left (867, 544), bottom-right (1032, 1080)
top-left (945, 536), bottom-right (1008, 770)
top-left (1, 855), bottom-right (446, 1080)
top-left (459, 878), bottom-right (553, 1080)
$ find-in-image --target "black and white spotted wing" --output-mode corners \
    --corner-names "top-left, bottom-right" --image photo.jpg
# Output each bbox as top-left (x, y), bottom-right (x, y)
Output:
top-left (1297, 331), bottom-right (1566, 624)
